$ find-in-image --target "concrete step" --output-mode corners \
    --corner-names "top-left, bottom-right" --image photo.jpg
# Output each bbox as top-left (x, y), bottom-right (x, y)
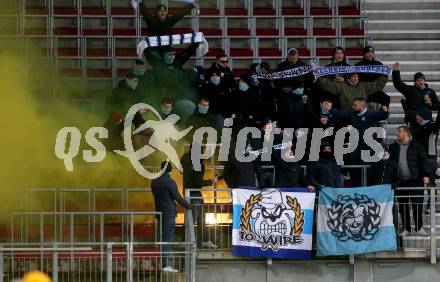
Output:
top-left (379, 61), bottom-right (440, 72)
top-left (384, 82), bottom-right (440, 93)
top-left (394, 71), bottom-right (440, 81)
top-left (402, 236), bottom-right (437, 249)
top-left (368, 29), bottom-right (440, 40)
top-left (365, 0), bottom-right (440, 10)
top-left (372, 40), bottom-right (440, 52)
top-left (368, 19), bottom-right (440, 31)
top-left (366, 9), bottom-right (440, 20)
top-left (375, 51), bottom-right (440, 62)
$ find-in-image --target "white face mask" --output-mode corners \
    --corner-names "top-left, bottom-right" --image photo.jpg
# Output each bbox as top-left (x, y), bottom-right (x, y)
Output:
top-left (292, 88), bottom-right (304, 96)
top-left (239, 82), bottom-right (249, 92)
top-left (210, 76), bottom-right (221, 85)
top-left (125, 78), bottom-right (138, 90)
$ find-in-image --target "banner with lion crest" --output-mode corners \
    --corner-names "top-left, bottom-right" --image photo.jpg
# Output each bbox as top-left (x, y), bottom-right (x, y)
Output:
top-left (232, 188), bottom-right (315, 259)
top-left (317, 185), bottom-right (397, 256)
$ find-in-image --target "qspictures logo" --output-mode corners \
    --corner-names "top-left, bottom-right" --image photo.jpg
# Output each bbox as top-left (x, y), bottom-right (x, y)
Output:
top-left (55, 103), bottom-right (387, 179)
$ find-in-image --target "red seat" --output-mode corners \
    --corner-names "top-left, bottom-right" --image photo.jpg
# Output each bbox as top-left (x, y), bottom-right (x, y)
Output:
top-left (82, 7), bottom-right (106, 15)
top-left (228, 28), bottom-right (250, 36)
top-left (86, 49), bottom-right (108, 57)
top-left (25, 6), bottom-right (47, 14)
top-left (200, 28), bottom-right (222, 36)
top-left (133, 224), bottom-right (156, 237)
top-left (225, 8), bottom-right (247, 15)
top-left (282, 7), bottom-right (304, 15)
top-left (58, 48), bottom-right (78, 56)
top-left (339, 7), bottom-right (360, 15)
top-left (230, 48), bottom-right (253, 57)
top-left (298, 49), bottom-right (311, 57)
top-left (206, 48), bottom-right (225, 57)
top-left (259, 48), bottom-right (281, 57)
top-left (253, 7), bottom-right (275, 15)
top-left (113, 28), bottom-right (136, 36)
top-left (171, 27), bottom-right (193, 34)
top-left (342, 28), bottom-right (364, 36)
top-left (200, 8), bottom-right (219, 15)
top-left (59, 68), bottom-right (82, 77)
top-left (311, 8), bottom-right (332, 15)
top-left (83, 28), bottom-right (107, 35)
top-left (115, 48), bottom-right (137, 57)
top-left (313, 28), bottom-right (335, 36)
top-left (53, 7), bottom-right (77, 14)
top-left (233, 69), bottom-right (248, 77)
top-left (284, 28), bottom-right (307, 36)
top-left (54, 27), bottom-right (77, 35)
top-left (24, 28), bottom-right (47, 35)
top-left (111, 7), bottom-right (134, 15)
top-left (316, 48), bottom-right (334, 57)
top-left (87, 69), bottom-right (112, 78)
top-left (345, 48), bottom-right (363, 57)
top-left (256, 28), bottom-right (278, 36)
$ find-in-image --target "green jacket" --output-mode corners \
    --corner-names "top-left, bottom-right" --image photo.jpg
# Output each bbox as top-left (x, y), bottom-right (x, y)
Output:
top-left (318, 76), bottom-right (388, 111)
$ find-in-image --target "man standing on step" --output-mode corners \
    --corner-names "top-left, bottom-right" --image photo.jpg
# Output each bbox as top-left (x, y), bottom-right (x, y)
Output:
top-left (392, 62), bottom-right (440, 128)
top-left (383, 126), bottom-right (430, 237)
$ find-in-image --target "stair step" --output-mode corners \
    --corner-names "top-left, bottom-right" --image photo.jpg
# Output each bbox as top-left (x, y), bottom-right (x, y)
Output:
top-left (375, 51), bottom-right (440, 61)
top-left (366, 0), bottom-right (440, 10)
top-left (366, 9), bottom-right (440, 20)
top-left (373, 40), bottom-right (440, 51)
top-left (369, 30), bottom-right (440, 40)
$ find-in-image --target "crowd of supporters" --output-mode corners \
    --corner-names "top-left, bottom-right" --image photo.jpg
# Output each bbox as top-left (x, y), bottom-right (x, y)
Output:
top-left (101, 2), bottom-right (440, 270)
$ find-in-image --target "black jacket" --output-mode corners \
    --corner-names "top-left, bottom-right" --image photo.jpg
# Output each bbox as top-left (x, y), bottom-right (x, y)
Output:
top-left (272, 151), bottom-right (308, 188)
top-left (181, 152), bottom-right (213, 198)
top-left (330, 108), bottom-right (388, 138)
top-left (151, 173), bottom-right (192, 218)
top-left (105, 79), bottom-right (142, 114)
top-left (222, 145), bottom-right (258, 188)
top-left (308, 158), bottom-right (342, 188)
top-left (206, 63), bottom-right (236, 91)
top-left (383, 140), bottom-right (429, 187)
top-left (354, 58), bottom-right (385, 82)
top-left (392, 70), bottom-right (440, 122)
top-left (412, 117), bottom-right (440, 157)
top-left (139, 3), bottom-right (194, 36)
top-left (277, 59), bottom-right (315, 91)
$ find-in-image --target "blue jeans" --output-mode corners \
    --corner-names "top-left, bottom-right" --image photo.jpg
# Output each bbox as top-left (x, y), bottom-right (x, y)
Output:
top-left (161, 216), bottom-right (175, 268)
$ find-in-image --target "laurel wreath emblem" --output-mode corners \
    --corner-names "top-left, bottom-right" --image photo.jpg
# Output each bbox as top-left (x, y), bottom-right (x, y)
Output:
top-left (327, 193), bottom-right (381, 242)
top-left (240, 194), bottom-right (304, 236)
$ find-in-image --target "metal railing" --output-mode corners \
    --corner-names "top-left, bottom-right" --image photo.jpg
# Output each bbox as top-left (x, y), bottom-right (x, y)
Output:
top-left (184, 185), bottom-right (440, 264)
top-left (0, 241), bottom-right (195, 282)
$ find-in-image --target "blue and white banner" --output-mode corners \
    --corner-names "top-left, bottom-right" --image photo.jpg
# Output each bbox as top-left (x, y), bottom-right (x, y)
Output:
top-left (232, 187), bottom-right (316, 259)
top-left (136, 32), bottom-right (209, 58)
top-left (252, 65), bottom-right (391, 80)
top-left (314, 65), bottom-right (391, 78)
top-left (317, 185), bottom-right (397, 256)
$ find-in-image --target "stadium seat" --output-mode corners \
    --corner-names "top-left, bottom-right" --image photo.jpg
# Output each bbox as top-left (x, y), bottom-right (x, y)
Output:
top-left (225, 8), bottom-right (247, 15)
top-left (258, 48), bottom-right (281, 57)
top-left (282, 8), bottom-right (304, 15)
top-left (230, 48), bottom-right (253, 57)
top-left (253, 7), bottom-right (276, 15)
top-left (339, 7), bottom-right (361, 15)
top-left (200, 8), bottom-right (220, 15)
top-left (113, 28), bottom-right (136, 36)
top-left (256, 28), bottom-right (279, 36)
top-left (310, 8), bottom-right (332, 15)
top-left (227, 28), bottom-right (250, 36)
top-left (284, 28), bottom-right (307, 36)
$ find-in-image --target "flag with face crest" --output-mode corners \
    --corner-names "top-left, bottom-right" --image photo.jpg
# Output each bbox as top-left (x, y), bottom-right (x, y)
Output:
top-left (232, 187), bottom-right (315, 259)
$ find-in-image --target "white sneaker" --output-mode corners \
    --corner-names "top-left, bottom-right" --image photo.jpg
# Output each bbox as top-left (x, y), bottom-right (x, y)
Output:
top-left (400, 230), bottom-right (410, 237)
top-left (417, 229), bottom-right (428, 237)
top-left (202, 240), bottom-right (218, 248)
top-left (162, 266), bottom-right (179, 273)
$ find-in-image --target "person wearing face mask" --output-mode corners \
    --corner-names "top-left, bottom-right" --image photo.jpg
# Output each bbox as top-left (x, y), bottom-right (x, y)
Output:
top-left (392, 62), bottom-right (440, 128)
top-left (308, 143), bottom-right (343, 188)
top-left (185, 97), bottom-right (217, 140)
top-left (277, 80), bottom-right (307, 129)
top-left (305, 99), bottom-right (342, 133)
top-left (105, 73), bottom-right (140, 114)
top-left (206, 55), bottom-right (236, 92)
top-left (317, 71), bottom-right (388, 112)
top-left (203, 69), bottom-right (233, 128)
top-left (276, 48), bottom-right (315, 95)
top-left (102, 112), bottom-right (125, 151)
top-left (138, 2), bottom-right (196, 65)
top-left (234, 74), bottom-right (265, 127)
top-left (132, 59), bottom-right (153, 98)
top-left (272, 145), bottom-right (315, 191)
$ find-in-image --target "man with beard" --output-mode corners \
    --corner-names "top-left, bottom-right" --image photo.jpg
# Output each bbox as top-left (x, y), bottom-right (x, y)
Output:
top-left (354, 46), bottom-right (390, 108)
